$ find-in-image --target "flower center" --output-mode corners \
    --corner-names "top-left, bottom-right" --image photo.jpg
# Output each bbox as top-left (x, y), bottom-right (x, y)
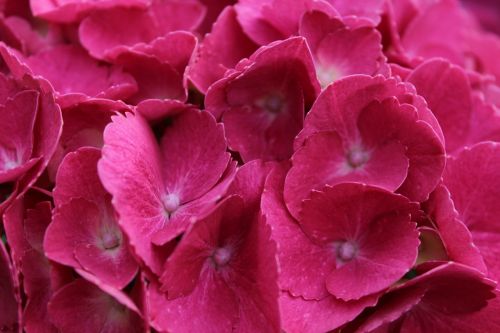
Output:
top-left (212, 247), bottom-right (232, 268)
top-left (346, 147), bottom-right (370, 169)
top-left (163, 193), bottom-right (180, 216)
top-left (0, 149), bottom-right (21, 172)
top-left (256, 94), bottom-right (284, 114)
top-left (334, 240), bottom-right (358, 266)
top-left (101, 232), bottom-right (121, 250)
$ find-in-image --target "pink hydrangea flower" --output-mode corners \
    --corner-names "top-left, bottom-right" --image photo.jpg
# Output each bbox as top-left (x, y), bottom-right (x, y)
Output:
top-left (0, 44), bottom-right (62, 213)
top-left (206, 37), bottom-right (320, 162)
top-left (1, 0), bottom-right (500, 331)
top-left (98, 109), bottom-right (233, 274)
top-left (45, 147), bottom-right (138, 289)
top-left (443, 142), bottom-right (500, 281)
top-left (79, 0), bottom-right (205, 60)
top-left (285, 74), bottom-right (445, 219)
top-left (349, 263), bottom-right (499, 332)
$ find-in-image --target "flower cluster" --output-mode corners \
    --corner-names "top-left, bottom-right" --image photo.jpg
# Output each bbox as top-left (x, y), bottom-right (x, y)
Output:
top-left (1, 0), bottom-right (500, 332)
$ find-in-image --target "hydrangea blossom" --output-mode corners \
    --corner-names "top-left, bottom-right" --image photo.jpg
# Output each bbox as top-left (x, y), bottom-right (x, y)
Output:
top-left (0, 0), bottom-right (499, 332)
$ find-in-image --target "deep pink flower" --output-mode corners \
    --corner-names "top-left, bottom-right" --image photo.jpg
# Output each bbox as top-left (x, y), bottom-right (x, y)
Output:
top-left (98, 109), bottom-right (233, 275)
top-left (235, 0), bottom-right (385, 46)
top-left (206, 37), bottom-right (320, 162)
top-left (285, 75), bottom-right (445, 219)
top-left (235, 0), bottom-right (313, 45)
top-left (0, 14), bottom-right (64, 56)
top-left (1, 0), bottom-right (500, 330)
top-left (44, 148), bottom-right (138, 289)
top-left (30, 0), bottom-right (151, 23)
top-left (262, 164), bottom-right (380, 332)
top-left (3, 195), bottom-right (72, 333)
top-left (443, 142), bottom-right (500, 281)
top-left (298, 183), bottom-right (419, 301)
top-left (23, 45), bottom-right (138, 105)
top-left (47, 98), bottom-right (130, 180)
top-left (0, 44), bottom-right (62, 214)
top-left (108, 32), bottom-right (197, 104)
top-left (349, 263), bottom-right (499, 333)
top-left (149, 191), bottom-right (280, 332)
top-left (48, 273), bottom-right (145, 333)
top-left (422, 184), bottom-right (487, 273)
top-left (400, 0), bottom-right (500, 80)
top-left (79, 0), bottom-right (205, 60)
top-left (408, 58), bottom-right (500, 153)
top-left (327, 0), bottom-right (386, 24)
top-left (299, 10), bottom-right (389, 88)
top-left (188, 6), bottom-right (258, 94)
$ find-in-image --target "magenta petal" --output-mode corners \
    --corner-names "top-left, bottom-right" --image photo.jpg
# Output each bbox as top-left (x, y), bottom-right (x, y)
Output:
top-left (48, 278), bottom-right (144, 333)
top-left (329, 0), bottom-right (385, 24)
top-left (21, 250), bottom-right (57, 333)
top-left (23, 201), bottom-right (52, 254)
top-left (0, 90), bottom-right (38, 176)
top-left (467, 96), bottom-right (500, 147)
top-left (30, 0), bottom-right (150, 23)
top-left (0, 89), bottom-right (38, 156)
top-left (53, 147), bottom-right (108, 205)
top-left (423, 184), bottom-right (487, 273)
top-left (44, 199), bottom-right (97, 268)
top-left (296, 75), bottom-right (443, 147)
top-left (262, 163), bottom-right (336, 300)
top-left (74, 242), bottom-right (138, 291)
top-left (0, 158), bottom-right (39, 184)
top-left (353, 263), bottom-right (497, 333)
top-left (149, 109), bottom-right (232, 246)
top-left (188, 6), bottom-right (258, 93)
top-left (226, 159), bottom-right (273, 209)
top-left (235, 0), bottom-right (300, 45)
top-left (279, 291), bottom-right (378, 333)
top-left (443, 142), bottom-right (500, 281)
top-left (109, 33), bottom-right (197, 103)
top-left (149, 273), bottom-right (239, 333)
top-left (0, 44), bottom-right (62, 213)
top-left (98, 112), bottom-right (165, 274)
top-left (160, 109), bottom-right (229, 204)
top-left (401, 0), bottom-right (476, 66)
top-left (79, 7), bottom-right (156, 59)
top-left (444, 142), bottom-right (500, 230)
top-left (300, 11), bottom-right (387, 87)
top-left (357, 98), bottom-right (445, 203)
top-left (407, 59), bottom-right (472, 153)
top-left (79, 0), bottom-right (205, 59)
top-left (25, 45), bottom-right (137, 101)
top-left (3, 197), bottom-right (59, 333)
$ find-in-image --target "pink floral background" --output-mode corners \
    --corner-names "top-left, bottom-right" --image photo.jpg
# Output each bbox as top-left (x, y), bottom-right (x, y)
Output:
top-left (1, 0), bottom-right (500, 332)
